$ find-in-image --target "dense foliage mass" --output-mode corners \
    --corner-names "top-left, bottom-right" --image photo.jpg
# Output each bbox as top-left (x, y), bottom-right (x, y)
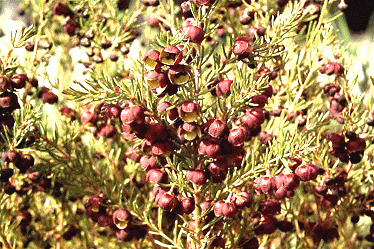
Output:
top-left (0, 0), bottom-right (374, 248)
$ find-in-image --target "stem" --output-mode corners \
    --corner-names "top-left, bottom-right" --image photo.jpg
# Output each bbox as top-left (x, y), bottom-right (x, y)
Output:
top-left (0, 234), bottom-right (12, 249)
top-left (32, 0), bottom-right (49, 65)
top-left (147, 222), bottom-right (182, 249)
top-left (193, 185), bottom-right (203, 247)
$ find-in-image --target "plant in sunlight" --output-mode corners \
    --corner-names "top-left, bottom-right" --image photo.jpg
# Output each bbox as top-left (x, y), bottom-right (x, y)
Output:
top-left (1, 0), bottom-right (374, 248)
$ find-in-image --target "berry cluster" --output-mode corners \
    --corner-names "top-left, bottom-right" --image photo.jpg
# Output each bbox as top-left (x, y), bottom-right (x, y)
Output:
top-left (323, 81), bottom-right (347, 124)
top-left (79, 103), bottom-right (121, 138)
top-left (1, 150), bottom-right (35, 195)
top-left (84, 196), bottom-right (148, 242)
top-left (326, 131), bottom-right (366, 163)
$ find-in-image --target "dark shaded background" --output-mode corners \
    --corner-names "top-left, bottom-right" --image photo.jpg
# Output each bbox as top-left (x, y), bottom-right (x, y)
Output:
top-left (342, 0), bottom-right (374, 32)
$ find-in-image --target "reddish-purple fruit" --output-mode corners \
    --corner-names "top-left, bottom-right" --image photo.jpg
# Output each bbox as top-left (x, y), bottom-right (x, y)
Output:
top-left (258, 131), bottom-right (274, 146)
top-left (346, 137), bottom-right (365, 153)
top-left (143, 49), bottom-right (160, 69)
top-left (178, 101), bottom-right (201, 122)
top-left (204, 119), bottom-right (227, 139)
top-left (255, 215), bottom-right (278, 235)
top-left (151, 140), bottom-right (173, 157)
top-left (295, 163), bottom-right (318, 181)
top-left (253, 176), bottom-right (276, 194)
top-left (221, 202), bottom-right (238, 218)
top-left (207, 160), bottom-right (228, 183)
top-left (234, 192), bottom-right (252, 209)
top-left (157, 192), bottom-right (179, 212)
top-left (275, 173), bottom-right (299, 191)
top-left (144, 123), bottom-right (168, 142)
top-left (183, 25), bottom-right (205, 44)
top-left (0, 91), bottom-right (20, 112)
top-left (100, 104), bottom-right (121, 119)
top-left (113, 209), bottom-right (132, 229)
top-left (53, 2), bottom-right (73, 17)
top-left (228, 126), bottom-right (248, 147)
top-left (159, 46), bottom-right (182, 66)
top-left (258, 199), bottom-right (281, 215)
top-left (250, 94), bottom-right (268, 108)
top-left (11, 74), bottom-right (28, 89)
top-left (168, 65), bottom-right (191, 85)
top-left (0, 76), bottom-right (10, 93)
top-left (146, 169), bottom-right (168, 183)
top-left (186, 169), bottom-right (206, 185)
top-left (326, 133), bottom-right (345, 149)
top-left (214, 200), bottom-right (225, 217)
top-left (120, 105), bottom-right (145, 125)
top-left (232, 36), bottom-right (253, 57)
top-left (240, 108), bottom-right (265, 131)
top-left (198, 139), bottom-right (221, 158)
top-left (41, 91), bottom-right (58, 104)
top-left (179, 197), bottom-right (195, 214)
top-left (139, 155), bottom-right (159, 171)
top-left (215, 80), bottom-right (233, 97)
